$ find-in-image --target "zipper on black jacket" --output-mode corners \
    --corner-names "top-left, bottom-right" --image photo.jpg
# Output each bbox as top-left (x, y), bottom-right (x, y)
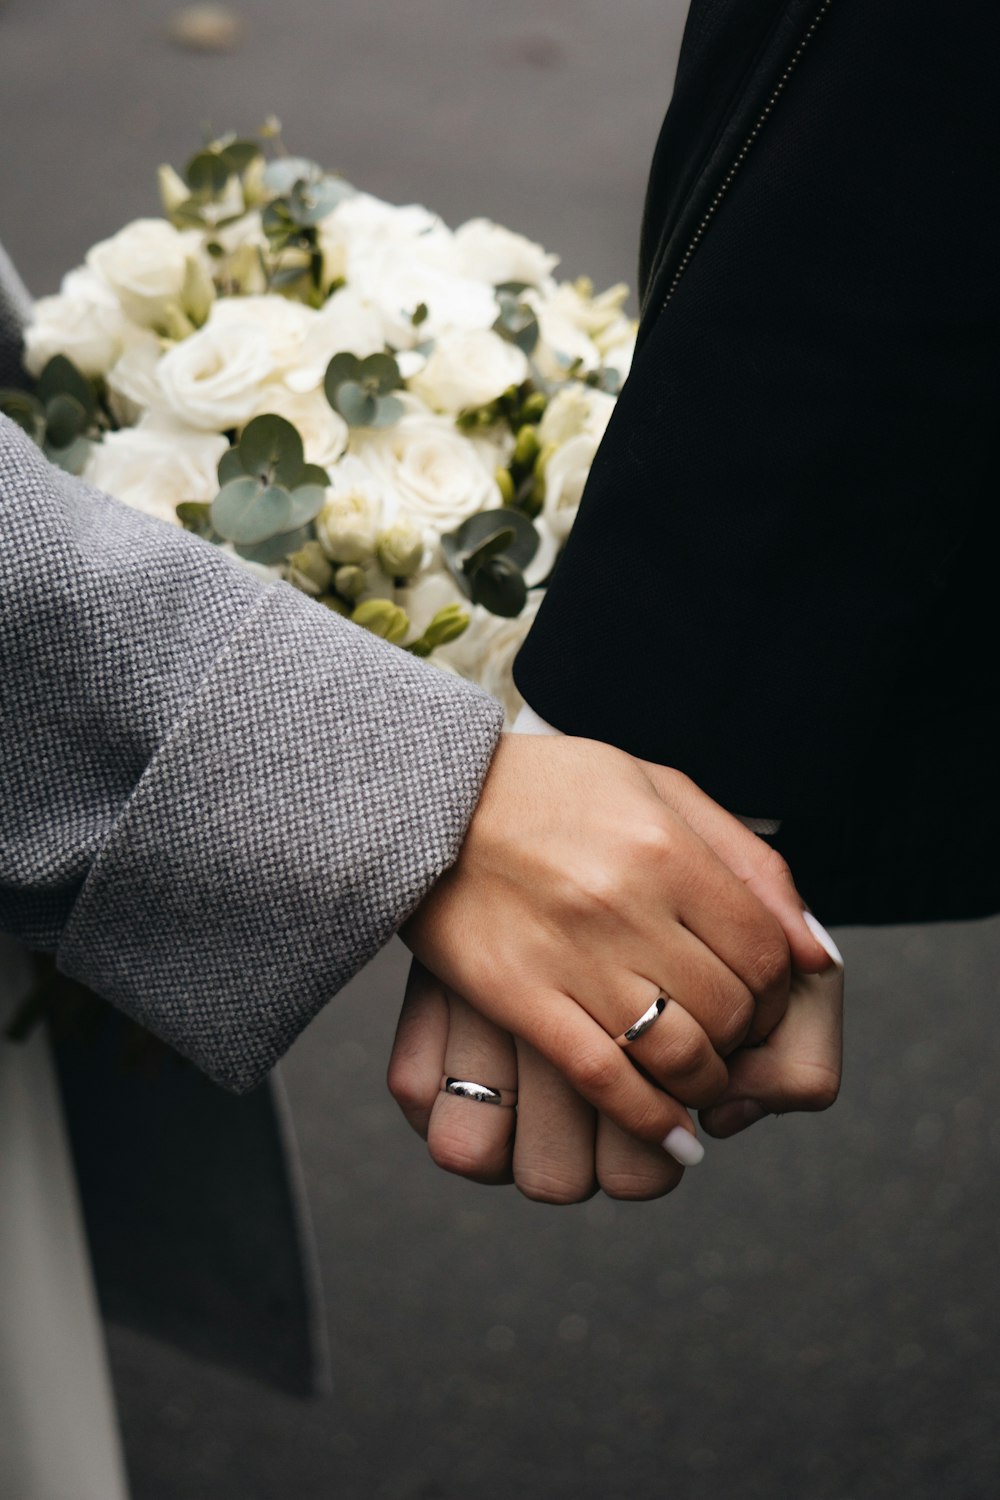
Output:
top-left (661, 0), bottom-right (834, 310)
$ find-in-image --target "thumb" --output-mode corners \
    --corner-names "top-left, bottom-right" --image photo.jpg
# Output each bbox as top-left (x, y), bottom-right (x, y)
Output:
top-left (636, 760), bottom-right (841, 974)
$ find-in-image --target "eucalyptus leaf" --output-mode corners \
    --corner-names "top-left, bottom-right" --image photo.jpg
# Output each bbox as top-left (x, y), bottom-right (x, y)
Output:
top-left (217, 446), bottom-right (245, 485)
top-left (323, 352), bottom-right (362, 407)
top-left (235, 525), bottom-right (312, 566)
top-left (239, 414), bottom-right (305, 487)
top-left (186, 150), bottom-right (231, 197)
top-left (359, 352), bottom-right (401, 395)
top-left (462, 527), bottom-right (516, 573)
top-left (299, 462), bottom-right (331, 487)
top-left (469, 556), bottom-right (527, 618)
top-left (289, 177), bottom-right (347, 227)
top-left (261, 157), bottom-right (323, 196)
top-left (220, 139), bottom-right (262, 175)
top-left (37, 355), bottom-right (96, 421)
top-left (45, 436), bottom-right (92, 476)
top-left (444, 508), bottom-right (540, 572)
top-left (367, 393), bottom-right (405, 429)
top-left (211, 476), bottom-right (295, 544)
top-left (285, 482), bottom-right (327, 528)
top-left (335, 381), bottom-right (378, 427)
top-left (0, 389), bottom-right (45, 443)
top-left (176, 501), bottom-right (216, 538)
top-left (44, 393), bottom-right (88, 449)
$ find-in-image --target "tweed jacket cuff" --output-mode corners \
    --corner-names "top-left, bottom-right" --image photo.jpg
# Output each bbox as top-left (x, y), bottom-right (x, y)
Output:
top-left (57, 582), bottom-right (503, 1092)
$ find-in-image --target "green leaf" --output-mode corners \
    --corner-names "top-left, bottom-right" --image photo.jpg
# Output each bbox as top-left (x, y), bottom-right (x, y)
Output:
top-left (469, 556), bottom-right (527, 618)
top-left (299, 462), bottom-right (331, 487)
top-left (186, 149), bottom-right (231, 197)
top-left (262, 157), bottom-right (323, 196)
top-left (323, 351), bottom-right (362, 407)
top-left (45, 435), bottom-right (91, 476)
top-left (443, 508), bottom-right (540, 575)
top-left (462, 526), bottom-right (517, 574)
top-left (368, 393), bottom-right (405, 429)
top-left (359, 352), bottom-right (401, 395)
top-left (176, 501), bottom-right (215, 537)
top-left (235, 525), bottom-right (312, 566)
top-left (0, 389), bottom-right (45, 443)
top-left (285, 482), bottom-right (327, 528)
top-left (411, 302), bottom-right (429, 327)
top-left (289, 177), bottom-right (347, 227)
top-left (219, 139), bottom-right (262, 175)
top-left (493, 301), bottom-right (539, 356)
top-left (44, 393), bottom-right (88, 449)
top-left (37, 355), bottom-right (96, 422)
top-left (211, 476), bottom-right (295, 544)
top-left (217, 446), bottom-right (246, 485)
top-left (335, 381), bottom-right (378, 427)
top-left (239, 414), bottom-right (305, 487)
top-left (270, 263), bottom-right (311, 290)
top-left (494, 281), bottom-right (531, 298)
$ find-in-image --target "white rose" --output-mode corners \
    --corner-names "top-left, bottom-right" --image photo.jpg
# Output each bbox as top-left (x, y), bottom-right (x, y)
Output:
top-left (87, 218), bottom-right (211, 329)
top-left (541, 431), bottom-right (600, 541)
top-left (538, 384), bottom-right (615, 449)
top-left (352, 407), bottom-right (502, 533)
top-left (83, 416), bottom-right (227, 527)
top-left (106, 328), bottom-right (165, 423)
top-left (284, 287), bottom-right (387, 394)
top-left (454, 218), bottom-right (558, 289)
top-left (438, 593), bottom-right (543, 721)
top-left (315, 455), bottom-right (385, 562)
top-left (351, 253), bottom-right (498, 348)
top-left (156, 319), bottom-right (277, 430)
top-left (23, 268), bottom-right (130, 379)
top-left (332, 193), bottom-right (462, 275)
top-left (529, 288), bottom-right (601, 380)
top-left (247, 384), bottom-right (348, 469)
top-left (208, 295), bottom-right (314, 374)
top-left (409, 328), bottom-right (528, 414)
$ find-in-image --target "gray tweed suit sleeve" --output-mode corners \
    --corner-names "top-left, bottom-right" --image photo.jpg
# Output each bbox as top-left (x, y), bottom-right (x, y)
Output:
top-left (0, 411), bottom-right (504, 1092)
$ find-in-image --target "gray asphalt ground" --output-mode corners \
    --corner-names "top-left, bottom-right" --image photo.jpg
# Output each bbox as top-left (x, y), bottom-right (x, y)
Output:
top-left (4, 4), bottom-right (1000, 1498)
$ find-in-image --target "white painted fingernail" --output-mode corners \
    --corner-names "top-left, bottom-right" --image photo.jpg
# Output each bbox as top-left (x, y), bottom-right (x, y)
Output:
top-left (662, 1127), bottom-right (705, 1166)
top-left (803, 912), bottom-right (844, 969)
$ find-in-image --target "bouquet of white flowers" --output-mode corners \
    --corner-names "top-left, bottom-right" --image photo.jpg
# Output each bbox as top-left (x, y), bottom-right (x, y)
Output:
top-left (3, 126), bottom-right (636, 720)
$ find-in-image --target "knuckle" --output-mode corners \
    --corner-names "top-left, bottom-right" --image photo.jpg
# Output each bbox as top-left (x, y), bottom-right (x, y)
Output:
top-left (629, 817), bottom-right (676, 866)
top-left (428, 1128), bottom-right (502, 1180)
top-left (565, 863), bottom-right (619, 917)
top-left (745, 933), bottom-right (790, 997)
top-left (714, 989), bottom-right (755, 1053)
top-left (516, 1164), bottom-right (597, 1206)
top-left (568, 1044), bottom-right (621, 1100)
top-left (784, 1062), bottom-right (841, 1113)
top-left (386, 1057), bottom-right (430, 1115)
top-left (657, 1024), bottom-right (706, 1078)
top-left (758, 842), bottom-right (796, 890)
top-left (598, 1164), bottom-right (681, 1202)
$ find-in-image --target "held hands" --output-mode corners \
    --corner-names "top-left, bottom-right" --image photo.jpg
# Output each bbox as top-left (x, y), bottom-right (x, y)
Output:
top-left (393, 734), bottom-right (843, 1199)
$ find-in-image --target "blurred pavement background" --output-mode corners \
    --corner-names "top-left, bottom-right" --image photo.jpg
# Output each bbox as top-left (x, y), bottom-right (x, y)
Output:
top-left (3, 4), bottom-right (1000, 1497)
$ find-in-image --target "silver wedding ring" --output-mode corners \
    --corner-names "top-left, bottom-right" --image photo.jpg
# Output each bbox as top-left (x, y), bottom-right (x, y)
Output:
top-left (614, 994), bottom-right (668, 1047)
top-left (441, 1076), bottom-right (518, 1108)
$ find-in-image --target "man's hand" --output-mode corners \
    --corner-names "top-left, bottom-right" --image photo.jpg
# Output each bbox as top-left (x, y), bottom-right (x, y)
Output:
top-left (401, 734), bottom-right (832, 1154)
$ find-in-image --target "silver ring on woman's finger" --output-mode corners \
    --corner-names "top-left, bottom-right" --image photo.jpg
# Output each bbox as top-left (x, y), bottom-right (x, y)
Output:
top-left (614, 995), bottom-right (668, 1047)
top-left (441, 1076), bottom-right (518, 1108)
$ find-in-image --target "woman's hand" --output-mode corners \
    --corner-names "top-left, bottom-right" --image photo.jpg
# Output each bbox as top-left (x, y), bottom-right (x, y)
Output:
top-left (403, 734), bottom-right (832, 1155)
